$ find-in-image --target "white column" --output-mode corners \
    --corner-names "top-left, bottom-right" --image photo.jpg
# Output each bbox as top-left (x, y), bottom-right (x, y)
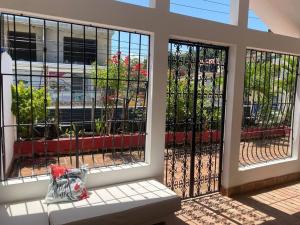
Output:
top-left (144, 0), bottom-right (170, 182)
top-left (1, 52), bottom-right (14, 178)
top-left (230, 0), bottom-right (249, 28)
top-left (149, 0), bottom-right (170, 11)
top-left (292, 67), bottom-right (300, 159)
top-left (222, 0), bottom-right (249, 190)
top-left (145, 28), bottom-right (169, 181)
top-left (222, 44), bottom-right (246, 189)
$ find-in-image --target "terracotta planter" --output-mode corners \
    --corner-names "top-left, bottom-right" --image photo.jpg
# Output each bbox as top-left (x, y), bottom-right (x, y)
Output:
top-left (14, 127), bottom-right (291, 157)
top-left (14, 134), bottom-right (146, 157)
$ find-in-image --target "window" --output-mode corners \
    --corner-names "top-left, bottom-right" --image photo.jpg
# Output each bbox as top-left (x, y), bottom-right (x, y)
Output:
top-left (239, 49), bottom-right (299, 167)
top-left (63, 37), bottom-right (97, 64)
top-left (8, 31), bottom-right (37, 61)
top-left (0, 13), bottom-right (150, 180)
top-left (72, 75), bottom-right (84, 92)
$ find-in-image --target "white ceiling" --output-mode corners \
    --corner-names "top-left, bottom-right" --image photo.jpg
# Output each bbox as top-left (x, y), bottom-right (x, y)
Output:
top-left (250, 0), bottom-right (300, 38)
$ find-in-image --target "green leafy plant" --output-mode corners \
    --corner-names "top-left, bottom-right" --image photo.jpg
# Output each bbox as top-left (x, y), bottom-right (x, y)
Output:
top-left (166, 70), bottom-right (223, 131)
top-left (244, 53), bottom-right (297, 126)
top-left (11, 81), bottom-right (51, 138)
top-left (92, 51), bottom-right (148, 134)
top-left (64, 127), bottom-right (75, 138)
top-left (64, 123), bottom-right (85, 138)
top-left (95, 118), bottom-right (105, 135)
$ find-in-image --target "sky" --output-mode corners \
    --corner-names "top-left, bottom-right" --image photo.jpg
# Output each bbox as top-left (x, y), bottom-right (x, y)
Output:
top-left (117, 0), bottom-right (268, 31)
top-left (111, 0), bottom-right (268, 62)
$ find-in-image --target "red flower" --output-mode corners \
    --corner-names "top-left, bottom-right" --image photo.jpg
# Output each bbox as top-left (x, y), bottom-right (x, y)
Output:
top-left (140, 69), bottom-right (148, 77)
top-left (112, 55), bottom-right (118, 64)
top-left (125, 56), bottom-right (129, 66)
top-left (134, 63), bottom-right (142, 71)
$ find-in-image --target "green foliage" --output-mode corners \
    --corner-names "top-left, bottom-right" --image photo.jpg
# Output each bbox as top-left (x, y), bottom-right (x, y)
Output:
top-left (11, 81), bottom-right (51, 138)
top-left (64, 127), bottom-right (75, 138)
top-left (166, 71), bottom-right (223, 131)
top-left (95, 118), bottom-right (105, 135)
top-left (64, 123), bottom-right (84, 138)
top-left (91, 52), bottom-right (148, 134)
top-left (244, 54), bottom-right (297, 125)
top-left (167, 52), bottom-right (297, 132)
top-left (92, 53), bottom-right (148, 99)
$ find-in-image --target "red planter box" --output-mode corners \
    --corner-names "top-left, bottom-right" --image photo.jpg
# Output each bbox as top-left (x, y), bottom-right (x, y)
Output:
top-left (14, 134), bottom-right (146, 157)
top-left (241, 126), bottom-right (290, 139)
top-left (14, 127), bottom-right (291, 157)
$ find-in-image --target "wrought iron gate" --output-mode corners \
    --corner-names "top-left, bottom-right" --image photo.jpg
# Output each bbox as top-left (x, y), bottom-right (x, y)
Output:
top-left (164, 40), bottom-right (228, 199)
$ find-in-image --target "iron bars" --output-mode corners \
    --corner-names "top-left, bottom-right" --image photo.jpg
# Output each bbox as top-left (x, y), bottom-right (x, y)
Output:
top-left (165, 40), bottom-right (228, 199)
top-left (0, 13), bottom-right (150, 180)
top-left (240, 49), bottom-right (299, 167)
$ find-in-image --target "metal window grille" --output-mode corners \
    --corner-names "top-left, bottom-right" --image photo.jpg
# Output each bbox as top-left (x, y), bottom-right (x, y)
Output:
top-left (240, 49), bottom-right (299, 167)
top-left (0, 13), bottom-right (150, 180)
top-left (165, 40), bottom-right (228, 199)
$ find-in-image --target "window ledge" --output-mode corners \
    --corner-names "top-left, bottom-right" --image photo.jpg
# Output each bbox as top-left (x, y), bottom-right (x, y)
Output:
top-left (238, 156), bottom-right (297, 171)
top-left (0, 162), bottom-right (150, 204)
top-left (2, 162), bottom-right (149, 187)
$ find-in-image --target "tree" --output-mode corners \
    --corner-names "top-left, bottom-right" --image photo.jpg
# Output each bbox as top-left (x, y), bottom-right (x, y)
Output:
top-left (91, 51), bottom-right (148, 134)
top-left (244, 52), bottom-right (297, 126)
top-left (11, 81), bottom-right (51, 138)
top-left (166, 69), bottom-right (224, 132)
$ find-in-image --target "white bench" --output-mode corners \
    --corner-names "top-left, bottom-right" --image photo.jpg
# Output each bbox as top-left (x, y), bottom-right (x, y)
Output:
top-left (1, 179), bottom-right (181, 225)
top-left (0, 199), bottom-right (49, 225)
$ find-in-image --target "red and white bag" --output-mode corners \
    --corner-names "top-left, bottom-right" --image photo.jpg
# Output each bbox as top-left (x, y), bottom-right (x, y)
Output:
top-left (45, 165), bottom-right (89, 204)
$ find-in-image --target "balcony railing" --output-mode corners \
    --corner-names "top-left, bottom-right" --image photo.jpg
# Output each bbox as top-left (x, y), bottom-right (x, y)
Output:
top-left (239, 49), bottom-right (299, 167)
top-left (0, 13), bottom-right (150, 180)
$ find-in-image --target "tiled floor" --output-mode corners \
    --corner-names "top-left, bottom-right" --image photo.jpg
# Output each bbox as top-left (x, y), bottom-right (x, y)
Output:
top-left (173, 181), bottom-right (300, 225)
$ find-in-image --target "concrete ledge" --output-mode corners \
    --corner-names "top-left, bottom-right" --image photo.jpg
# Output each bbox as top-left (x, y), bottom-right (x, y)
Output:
top-left (48, 179), bottom-right (181, 225)
top-left (221, 172), bottom-right (300, 196)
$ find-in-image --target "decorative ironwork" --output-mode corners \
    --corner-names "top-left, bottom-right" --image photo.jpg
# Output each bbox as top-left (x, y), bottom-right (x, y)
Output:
top-left (0, 13), bottom-right (150, 180)
top-left (165, 40), bottom-right (228, 199)
top-left (240, 49), bottom-right (299, 167)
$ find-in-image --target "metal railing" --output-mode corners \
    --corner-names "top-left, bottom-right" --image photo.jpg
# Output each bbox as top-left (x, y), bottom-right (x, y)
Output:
top-left (240, 49), bottom-right (299, 167)
top-left (0, 13), bottom-right (150, 180)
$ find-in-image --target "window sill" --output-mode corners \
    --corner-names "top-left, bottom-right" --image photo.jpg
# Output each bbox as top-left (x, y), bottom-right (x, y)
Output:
top-left (0, 162), bottom-right (150, 204)
top-left (238, 156), bottom-right (297, 172)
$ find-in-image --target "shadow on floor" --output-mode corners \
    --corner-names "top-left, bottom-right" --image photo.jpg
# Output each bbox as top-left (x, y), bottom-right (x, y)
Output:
top-left (174, 181), bottom-right (300, 225)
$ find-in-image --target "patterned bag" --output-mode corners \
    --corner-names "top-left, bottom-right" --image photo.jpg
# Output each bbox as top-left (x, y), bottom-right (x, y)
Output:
top-left (45, 165), bottom-right (89, 204)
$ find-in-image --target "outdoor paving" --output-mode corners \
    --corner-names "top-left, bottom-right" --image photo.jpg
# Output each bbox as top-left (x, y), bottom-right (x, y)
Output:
top-left (173, 181), bottom-right (300, 224)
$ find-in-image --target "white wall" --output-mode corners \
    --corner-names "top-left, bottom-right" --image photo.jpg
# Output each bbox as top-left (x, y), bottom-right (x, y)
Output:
top-left (1, 52), bottom-right (14, 176)
top-left (1, 0), bottom-right (300, 203)
top-left (250, 0), bottom-right (300, 38)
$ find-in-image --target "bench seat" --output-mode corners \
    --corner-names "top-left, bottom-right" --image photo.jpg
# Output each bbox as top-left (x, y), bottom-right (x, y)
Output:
top-left (0, 199), bottom-right (49, 225)
top-left (0, 179), bottom-right (181, 225)
top-left (48, 179), bottom-right (181, 225)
